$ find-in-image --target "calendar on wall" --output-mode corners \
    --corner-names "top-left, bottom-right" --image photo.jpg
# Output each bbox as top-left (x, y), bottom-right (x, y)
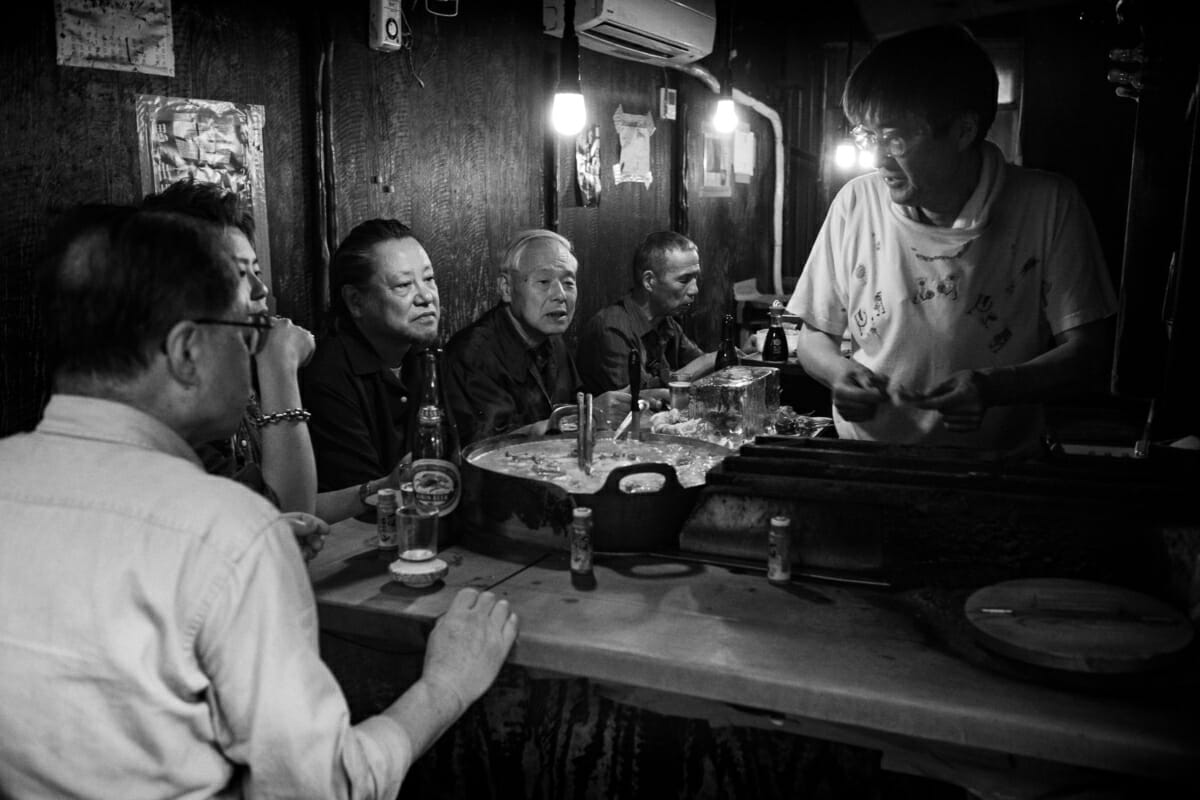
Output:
top-left (55, 0), bottom-right (175, 77)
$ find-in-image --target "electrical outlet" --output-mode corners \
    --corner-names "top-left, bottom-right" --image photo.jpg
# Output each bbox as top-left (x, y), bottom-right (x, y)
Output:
top-left (370, 0), bottom-right (404, 52)
top-left (659, 87), bottom-right (677, 121)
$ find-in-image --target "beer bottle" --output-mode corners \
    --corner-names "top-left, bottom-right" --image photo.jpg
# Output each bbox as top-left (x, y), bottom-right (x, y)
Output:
top-left (714, 313), bottom-right (739, 371)
top-left (762, 301), bottom-right (789, 363)
top-left (410, 348), bottom-right (462, 524)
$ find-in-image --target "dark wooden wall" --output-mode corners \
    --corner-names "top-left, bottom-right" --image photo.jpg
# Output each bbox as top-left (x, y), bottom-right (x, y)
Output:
top-left (0, 0), bottom-right (787, 436)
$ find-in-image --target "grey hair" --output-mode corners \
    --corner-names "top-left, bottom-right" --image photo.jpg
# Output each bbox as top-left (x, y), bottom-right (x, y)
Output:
top-left (499, 229), bottom-right (574, 278)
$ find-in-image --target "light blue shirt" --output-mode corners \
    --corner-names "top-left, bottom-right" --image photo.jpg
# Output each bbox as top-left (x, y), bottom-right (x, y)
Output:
top-left (0, 395), bottom-right (410, 799)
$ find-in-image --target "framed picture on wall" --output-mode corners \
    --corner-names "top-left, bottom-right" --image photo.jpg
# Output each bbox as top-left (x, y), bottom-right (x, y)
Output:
top-left (135, 94), bottom-right (270, 284)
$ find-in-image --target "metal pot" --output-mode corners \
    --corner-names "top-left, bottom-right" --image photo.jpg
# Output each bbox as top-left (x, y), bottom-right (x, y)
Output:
top-left (459, 430), bottom-right (730, 552)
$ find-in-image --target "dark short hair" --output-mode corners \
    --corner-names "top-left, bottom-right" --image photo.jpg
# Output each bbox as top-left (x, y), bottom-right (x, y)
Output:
top-left (631, 231), bottom-right (697, 285)
top-left (843, 24), bottom-right (998, 144)
top-left (39, 206), bottom-right (237, 382)
top-left (328, 219), bottom-right (421, 328)
top-left (141, 177), bottom-right (256, 241)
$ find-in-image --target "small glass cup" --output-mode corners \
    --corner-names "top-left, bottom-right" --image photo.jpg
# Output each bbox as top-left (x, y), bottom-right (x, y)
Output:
top-left (398, 481), bottom-right (439, 561)
top-left (668, 381), bottom-right (692, 416)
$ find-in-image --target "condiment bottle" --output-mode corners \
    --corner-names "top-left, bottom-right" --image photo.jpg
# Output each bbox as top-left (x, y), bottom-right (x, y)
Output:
top-left (410, 348), bottom-right (462, 522)
top-left (767, 515), bottom-right (792, 584)
top-left (570, 506), bottom-right (594, 576)
top-left (376, 488), bottom-right (399, 552)
top-left (762, 301), bottom-right (789, 363)
top-left (715, 313), bottom-right (739, 371)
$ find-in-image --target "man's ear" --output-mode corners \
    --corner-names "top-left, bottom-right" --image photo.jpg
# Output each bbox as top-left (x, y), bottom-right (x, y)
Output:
top-left (341, 283), bottom-right (364, 319)
top-left (640, 269), bottom-right (656, 292)
top-left (162, 320), bottom-right (203, 387)
top-left (955, 113), bottom-right (980, 151)
top-left (498, 270), bottom-right (513, 304)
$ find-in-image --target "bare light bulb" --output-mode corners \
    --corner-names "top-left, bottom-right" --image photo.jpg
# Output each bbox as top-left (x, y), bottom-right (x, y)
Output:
top-left (712, 97), bottom-right (738, 134)
top-left (834, 141), bottom-right (857, 171)
top-left (552, 91), bottom-right (586, 136)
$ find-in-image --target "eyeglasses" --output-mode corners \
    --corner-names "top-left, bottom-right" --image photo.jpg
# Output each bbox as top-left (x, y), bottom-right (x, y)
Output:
top-left (851, 125), bottom-right (910, 159)
top-left (192, 312), bottom-right (274, 355)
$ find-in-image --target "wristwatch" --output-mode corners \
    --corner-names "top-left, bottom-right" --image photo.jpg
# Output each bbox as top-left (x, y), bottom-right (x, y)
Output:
top-left (357, 480), bottom-right (374, 507)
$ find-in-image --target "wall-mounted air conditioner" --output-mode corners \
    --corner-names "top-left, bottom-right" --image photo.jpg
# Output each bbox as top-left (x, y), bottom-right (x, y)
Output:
top-left (543, 0), bottom-right (716, 66)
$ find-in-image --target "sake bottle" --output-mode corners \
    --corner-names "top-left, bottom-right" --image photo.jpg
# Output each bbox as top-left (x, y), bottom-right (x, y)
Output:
top-left (715, 313), bottom-right (739, 371)
top-left (762, 301), bottom-right (789, 363)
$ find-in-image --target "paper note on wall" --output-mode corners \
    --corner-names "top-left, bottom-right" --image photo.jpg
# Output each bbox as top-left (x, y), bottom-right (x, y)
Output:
top-left (734, 125), bottom-right (756, 184)
top-left (55, 0), bottom-right (175, 76)
top-left (575, 125), bottom-right (601, 207)
top-left (612, 106), bottom-right (655, 187)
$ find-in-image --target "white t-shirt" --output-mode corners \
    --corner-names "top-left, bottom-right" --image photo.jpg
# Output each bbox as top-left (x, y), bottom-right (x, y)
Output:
top-left (788, 142), bottom-right (1117, 450)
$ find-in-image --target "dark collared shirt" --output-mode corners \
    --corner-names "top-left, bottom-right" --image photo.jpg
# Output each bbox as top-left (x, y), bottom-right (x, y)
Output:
top-left (299, 324), bottom-right (421, 492)
top-left (443, 304), bottom-right (581, 446)
top-left (576, 293), bottom-right (704, 394)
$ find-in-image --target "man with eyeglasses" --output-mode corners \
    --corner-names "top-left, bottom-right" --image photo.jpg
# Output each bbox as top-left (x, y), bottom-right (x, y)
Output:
top-left (787, 24), bottom-right (1116, 452)
top-left (577, 230), bottom-right (718, 407)
top-left (0, 205), bottom-right (517, 799)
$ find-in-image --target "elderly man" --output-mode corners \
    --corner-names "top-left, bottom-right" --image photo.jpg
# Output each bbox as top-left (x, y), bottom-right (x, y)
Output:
top-left (576, 231), bottom-right (716, 405)
top-left (300, 219), bottom-right (440, 495)
top-left (444, 229), bottom-right (627, 445)
top-left (0, 205), bottom-right (517, 798)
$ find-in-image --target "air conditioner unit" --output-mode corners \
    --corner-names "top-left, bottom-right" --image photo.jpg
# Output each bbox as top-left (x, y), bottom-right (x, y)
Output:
top-left (543, 0), bottom-right (716, 66)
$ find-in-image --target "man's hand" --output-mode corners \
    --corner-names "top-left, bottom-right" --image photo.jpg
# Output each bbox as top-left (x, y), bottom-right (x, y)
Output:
top-left (830, 362), bottom-right (889, 422)
top-left (914, 370), bottom-right (987, 432)
top-left (257, 316), bottom-right (316, 374)
top-left (421, 588), bottom-right (518, 713)
top-left (279, 511), bottom-right (330, 562)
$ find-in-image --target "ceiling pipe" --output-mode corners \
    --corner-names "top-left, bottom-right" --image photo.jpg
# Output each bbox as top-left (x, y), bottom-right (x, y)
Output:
top-left (669, 62), bottom-right (786, 298)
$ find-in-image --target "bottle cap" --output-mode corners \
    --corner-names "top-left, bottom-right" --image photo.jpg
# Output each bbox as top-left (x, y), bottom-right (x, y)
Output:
top-left (573, 506), bottom-right (593, 522)
top-left (770, 515), bottom-right (790, 529)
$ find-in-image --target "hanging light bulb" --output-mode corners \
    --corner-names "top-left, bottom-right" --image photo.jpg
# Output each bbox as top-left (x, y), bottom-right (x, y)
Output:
top-left (552, 87), bottom-right (586, 136)
top-left (712, 95), bottom-right (738, 134)
top-left (834, 139), bottom-right (858, 170)
top-left (552, 0), bottom-right (586, 136)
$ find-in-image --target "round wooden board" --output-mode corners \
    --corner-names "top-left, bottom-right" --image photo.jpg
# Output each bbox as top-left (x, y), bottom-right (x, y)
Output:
top-left (964, 578), bottom-right (1194, 674)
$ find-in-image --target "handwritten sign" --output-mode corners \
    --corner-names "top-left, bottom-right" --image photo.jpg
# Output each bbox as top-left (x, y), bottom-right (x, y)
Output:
top-left (55, 0), bottom-right (175, 77)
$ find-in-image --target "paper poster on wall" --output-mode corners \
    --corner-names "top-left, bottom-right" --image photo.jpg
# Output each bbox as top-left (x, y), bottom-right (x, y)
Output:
top-left (700, 127), bottom-right (733, 198)
top-left (734, 123), bottom-right (756, 184)
top-left (612, 105), bottom-right (655, 186)
top-left (55, 0), bottom-right (175, 76)
top-left (136, 95), bottom-right (271, 282)
top-left (575, 125), bottom-right (601, 208)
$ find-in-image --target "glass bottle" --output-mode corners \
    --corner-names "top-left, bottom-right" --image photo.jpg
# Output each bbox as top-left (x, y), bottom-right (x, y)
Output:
top-left (762, 301), bottom-right (789, 363)
top-left (410, 348), bottom-right (462, 523)
top-left (715, 313), bottom-right (739, 371)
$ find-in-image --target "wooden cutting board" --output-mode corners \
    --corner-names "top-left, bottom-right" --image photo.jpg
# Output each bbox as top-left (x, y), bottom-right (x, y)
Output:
top-left (964, 578), bottom-right (1194, 674)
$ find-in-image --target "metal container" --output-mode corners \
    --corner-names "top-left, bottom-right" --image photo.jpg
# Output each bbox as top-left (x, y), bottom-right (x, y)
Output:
top-left (459, 430), bottom-right (730, 553)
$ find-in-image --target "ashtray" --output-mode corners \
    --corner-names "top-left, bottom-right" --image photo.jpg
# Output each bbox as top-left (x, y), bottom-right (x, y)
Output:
top-left (388, 557), bottom-right (448, 588)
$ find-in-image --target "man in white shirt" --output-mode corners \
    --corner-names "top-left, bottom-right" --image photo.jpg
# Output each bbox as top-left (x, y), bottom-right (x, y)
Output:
top-left (0, 204), bottom-right (517, 798)
top-left (788, 24), bottom-right (1116, 452)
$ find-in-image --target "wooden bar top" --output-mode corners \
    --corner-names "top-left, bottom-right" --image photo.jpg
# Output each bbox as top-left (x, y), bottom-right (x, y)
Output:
top-left (309, 519), bottom-right (1200, 784)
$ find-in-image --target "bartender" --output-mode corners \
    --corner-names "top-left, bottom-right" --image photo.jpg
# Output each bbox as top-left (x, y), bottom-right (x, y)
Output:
top-left (787, 24), bottom-right (1116, 452)
top-left (443, 229), bottom-right (627, 445)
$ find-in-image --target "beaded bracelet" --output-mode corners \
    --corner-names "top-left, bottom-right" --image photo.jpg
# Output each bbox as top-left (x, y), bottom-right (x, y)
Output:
top-left (251, 408), bottom-right (312, 427)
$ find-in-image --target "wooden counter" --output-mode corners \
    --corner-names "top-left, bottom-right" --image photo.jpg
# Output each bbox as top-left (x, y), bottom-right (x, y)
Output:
top-left (309, 519), bottom-right (1200, 792)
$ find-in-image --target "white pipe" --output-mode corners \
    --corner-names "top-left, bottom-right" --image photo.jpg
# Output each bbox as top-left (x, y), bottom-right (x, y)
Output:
top-left (670, 63), bottom-right (786, 297)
